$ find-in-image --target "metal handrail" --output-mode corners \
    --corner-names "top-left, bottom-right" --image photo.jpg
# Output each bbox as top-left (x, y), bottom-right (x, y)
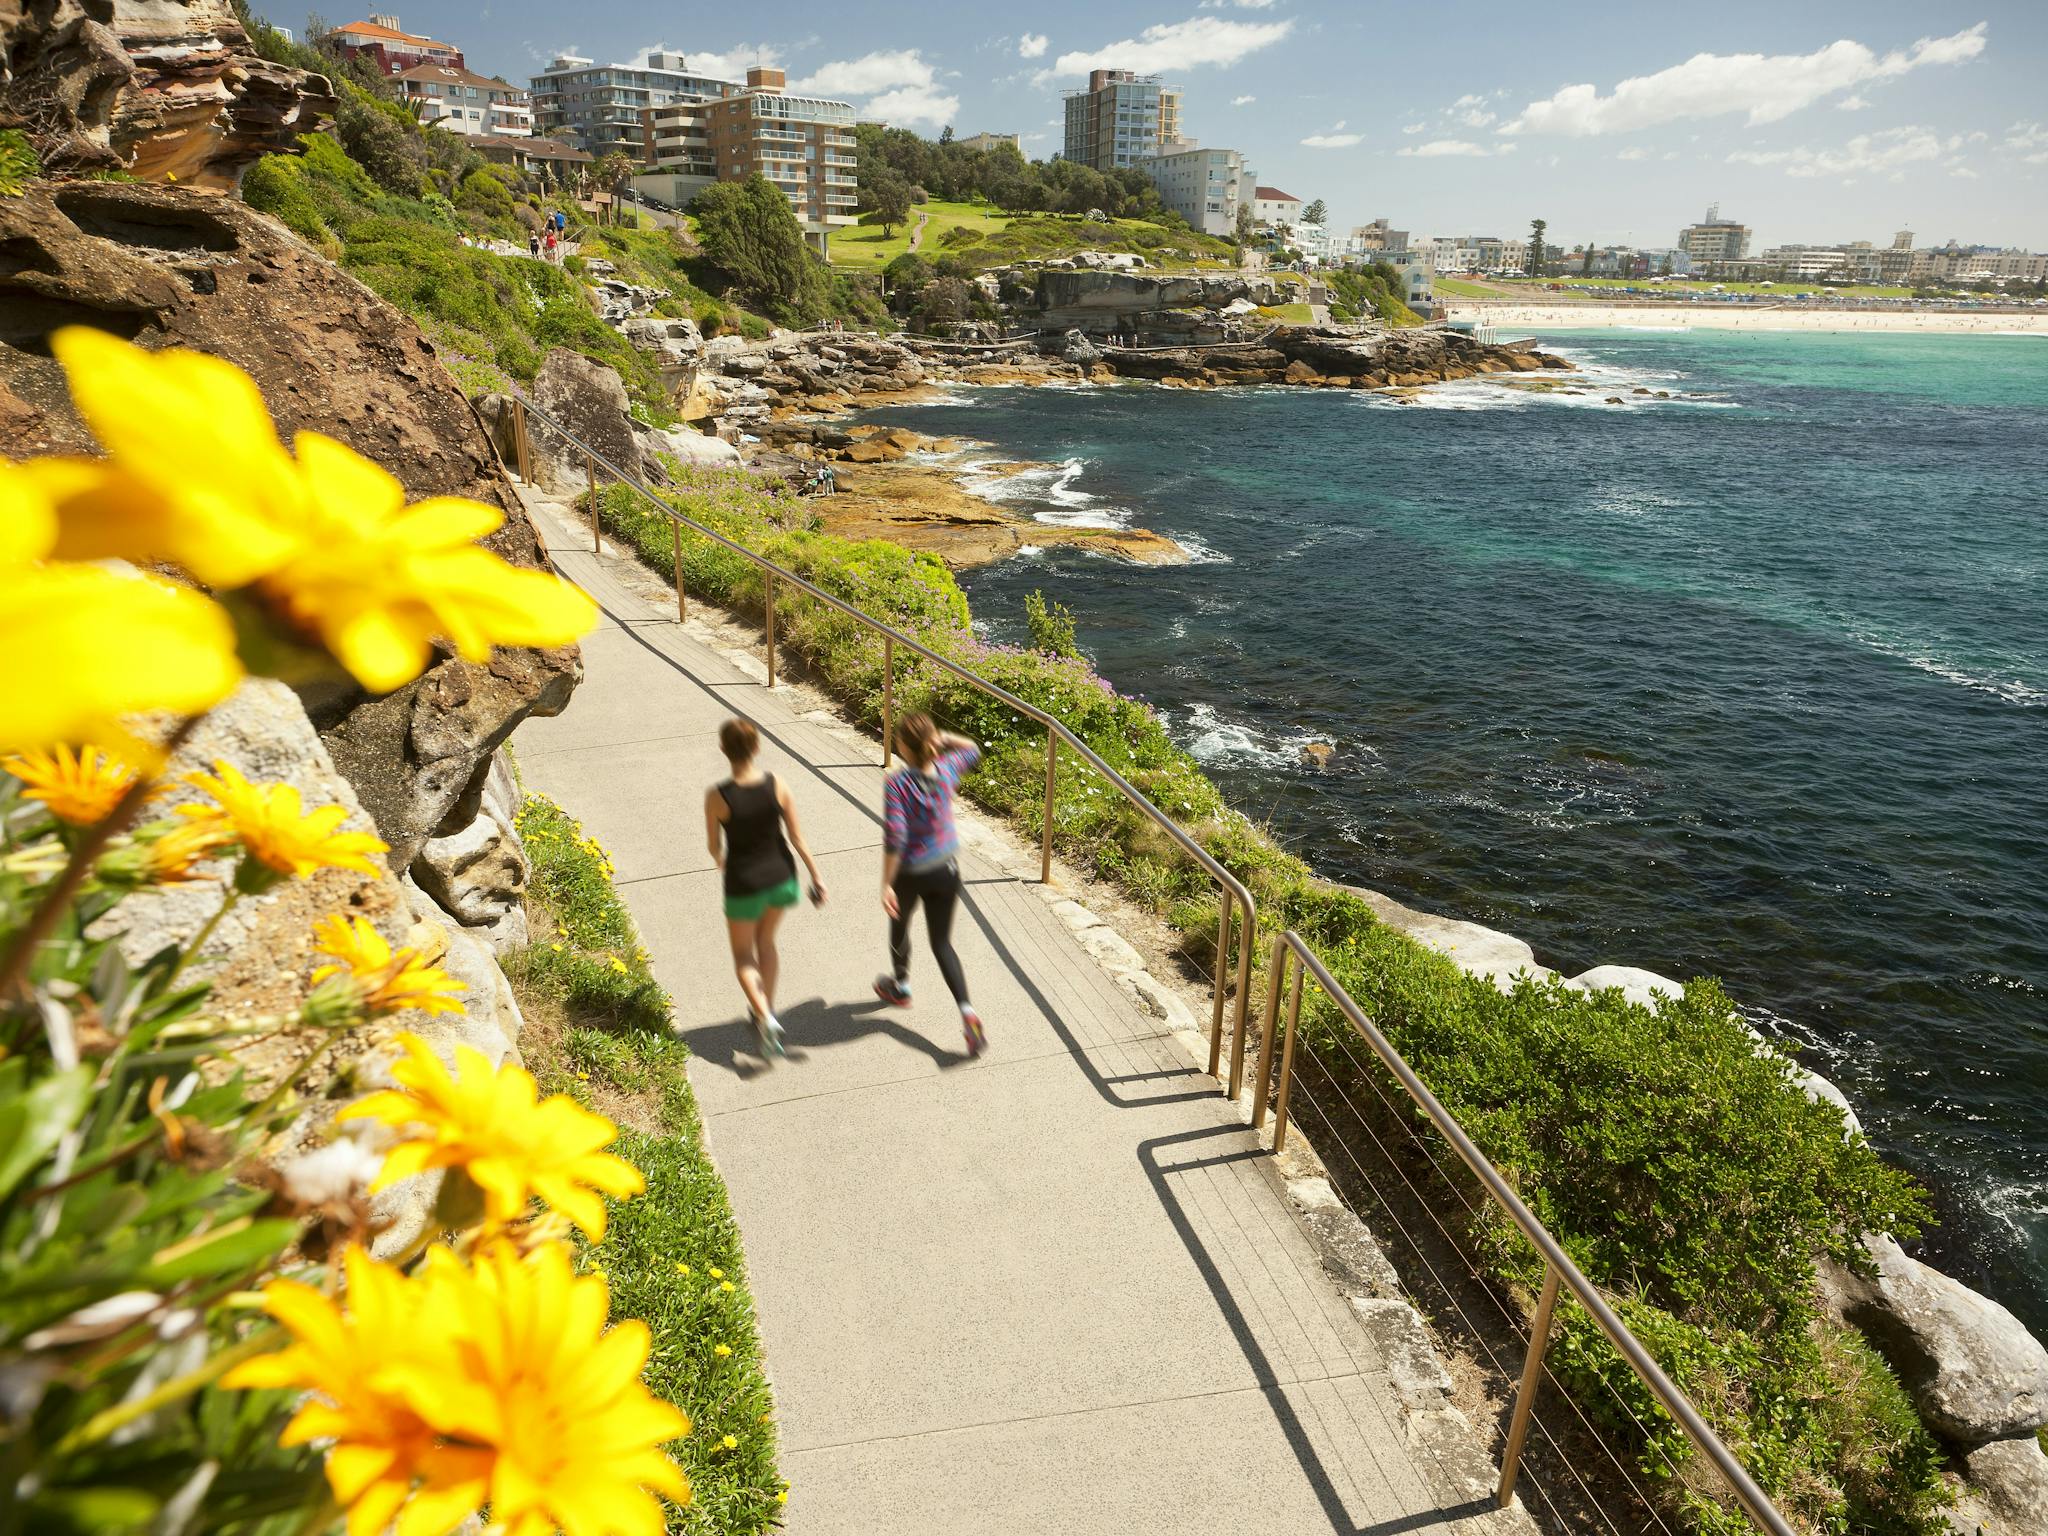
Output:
top-left (506, 393), bottom-right (1259, 1090)
top-left (1251, 931), bottom-right (1797, 1536)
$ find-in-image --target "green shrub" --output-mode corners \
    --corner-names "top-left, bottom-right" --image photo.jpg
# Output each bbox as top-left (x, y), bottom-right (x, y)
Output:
top-left (0, 128), bottom-right (42, 197)
top-left (240, 153), bottom-right (326, 243)
top-left (1023, 588), bottom-right (1080, 659)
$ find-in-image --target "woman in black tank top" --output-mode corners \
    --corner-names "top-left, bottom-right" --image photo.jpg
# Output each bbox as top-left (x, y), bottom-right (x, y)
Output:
top-left (704, 718), bottom-right (827, 1057)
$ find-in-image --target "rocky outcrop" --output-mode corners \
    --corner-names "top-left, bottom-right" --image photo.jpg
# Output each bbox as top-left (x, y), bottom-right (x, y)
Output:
top-left (1961, 1434), bottom-right (2048, 1534)
top-left (1821, 1234), bottom-right (2048, 1442)
top-left (533, 345), bottom-right (645, 487)
top-left (1, 0), bottom-right (335, 185)
top-left (0, 175), bottom-right (576, 901)
top-left (411, 748), bottom-right (530, 954)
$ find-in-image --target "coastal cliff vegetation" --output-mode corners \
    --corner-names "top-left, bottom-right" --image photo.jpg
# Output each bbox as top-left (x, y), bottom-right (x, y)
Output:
top-left (587, 464), bottom-right (1948, 1534)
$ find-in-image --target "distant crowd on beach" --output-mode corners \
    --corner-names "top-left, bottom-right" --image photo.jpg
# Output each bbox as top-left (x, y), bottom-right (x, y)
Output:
top-left (1444, 303), bottom-right (2048, 336)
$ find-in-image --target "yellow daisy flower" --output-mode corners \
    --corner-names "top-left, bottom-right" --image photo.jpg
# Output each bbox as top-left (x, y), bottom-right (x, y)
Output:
top-left (136, 815), bottom-right (238, 886)
top-left (180, 759), bottom-right (387, 881)
top-left (1, 460), bottom-right (241, 757)
top-left (395, 1242), bottom-right (692, 1536)
top-left (340, 1034), bottom-right (645, 1239)
top-left (721, 1435), bottom-right (738, 1451)
top-left (222, 1247), bottom-right (493, 1536)
top-left (312, 914), bottom-right (466, 1019)
top-left (713, 1344), bottom-right (732, 1359)
top-left (258, 433), bottom-right (598, 694)
top-left (2, 744), bottom-right (139, 826)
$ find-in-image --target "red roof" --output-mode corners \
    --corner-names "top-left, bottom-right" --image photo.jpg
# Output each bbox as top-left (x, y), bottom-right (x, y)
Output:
top-left (1254, 186), bottom-right (1301, 203)
top-left (333, 18), bottom-right (455, 50)
top-left (396, 62), bottom-right (523, 94)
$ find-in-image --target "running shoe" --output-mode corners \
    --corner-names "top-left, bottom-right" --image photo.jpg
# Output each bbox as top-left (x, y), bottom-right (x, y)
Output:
top-left (873, 974), bottom-right (912, 1007)
top-left (962, 1007), bottom-right (987, 1057)
top-left (750, 1010), bottom-right (786, 1059)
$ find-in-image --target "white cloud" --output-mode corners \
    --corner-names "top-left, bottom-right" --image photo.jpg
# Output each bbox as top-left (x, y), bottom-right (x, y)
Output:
top-left (794, 50), bottom-right (958, 128)
top-left (1397, 139), bottom-right (1494, 158)
top-left (1837, 94), bottom-right (1870, 111)
top-left (1018, 32), bottom-right (1048, 59)
top-left (677, 42), bottom-right (781, 79)
top-left (1727, 125), bottom-right (1948, 178)
top-left (1231, 94), bottom-right (1257, 106)
top-left (1616, 146), bottom-right (1649, 161)
top-left (1047, 15), bottom-right (1293, 77)
top-left (1448, 92), bottom-right (1496, 128)
top-left (1401, 122), bottom-right (1425, 134)
top-left (1950, 164), bottom-right (1980, 178)
top-left (1301, 119), bottom-right (1361, 148)
top-left (1502, 22), bottom-right (1987, 136)
top-left (2004, 121), bottom-right (2048, 164)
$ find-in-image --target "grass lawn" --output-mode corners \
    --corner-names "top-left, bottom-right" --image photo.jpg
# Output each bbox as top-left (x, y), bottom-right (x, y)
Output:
top-left (1258, 302), bottom-right (1316, 323)
top-left (1430, 276), bottom-right (1504, 298)
top-left (829, 199), bottom-right (1012, 271)
top-left (505, 790), bottom-right (786, 1534)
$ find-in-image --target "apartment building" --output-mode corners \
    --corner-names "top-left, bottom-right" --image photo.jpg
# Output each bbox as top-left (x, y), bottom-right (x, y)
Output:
top-left (1251, 186), bottom-right (1302, 229)
top-left (957, 132), bottom-right (1021, 154)
top-left (396, 64), bottom-right (531, 137)
top-left (1142, 144), bottom-right (1254, 237)
top-left (1062, 70), bottom-right (1183, 172)
top-left (1348, 218), bottom-right (1409, 254)
top-left (1679, 204), bottom-right (1752, 265)
top-left (702, 69), bottom-right (858, 250)
top-left (530, 49), bottom-right (736, 158)
top-left (327, 14), bottom-right (462, 73)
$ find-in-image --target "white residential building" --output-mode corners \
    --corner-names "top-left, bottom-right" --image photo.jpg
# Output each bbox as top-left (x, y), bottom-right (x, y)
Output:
top-left (1142, 143), bottom-right (1253, 237)
top-left (1252, 185), bottom-right (1303, 230)
top-left (531, 49), bottom-right (737, 159)
top-left (396, 63), bottom-right (531, 136)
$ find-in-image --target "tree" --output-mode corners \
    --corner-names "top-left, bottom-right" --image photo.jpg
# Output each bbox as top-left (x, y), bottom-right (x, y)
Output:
top-left (1301, 198), bottom-right (1327, 227)
top-left (870, 170), bottom-right (912, 237)
top-left (1528, 217), bottom-right (1547, 277)
top-left (1233, 202), bottom-right (1254, 245)
top-left (692, 174), bottom-right (830, 324)
top-left (1581, 241), bottom-right (1595, 275)
top-left (939, 125), bottom-right (954, 145)
top-left (593, 151), bottom-right (634, 224)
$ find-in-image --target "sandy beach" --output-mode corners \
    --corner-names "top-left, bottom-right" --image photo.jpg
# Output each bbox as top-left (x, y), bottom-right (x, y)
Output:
top-left (1443, 301), bottom-right (2048, 336)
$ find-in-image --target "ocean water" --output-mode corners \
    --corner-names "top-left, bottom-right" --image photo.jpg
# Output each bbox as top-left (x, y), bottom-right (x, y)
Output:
top-left (861, 330), bottom-right (2048, 1333)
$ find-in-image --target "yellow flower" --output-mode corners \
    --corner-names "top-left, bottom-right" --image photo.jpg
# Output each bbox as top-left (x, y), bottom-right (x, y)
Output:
top-left (707, 1268), bottom-right (723, 1281)
top-left (340, 1034), bottom-right (644, 1239)
top-left (3, 744), bottom-right (139, 826)
top-left (181, 759), bottom-right (386, 880)
top-left (608, 956), bottom-right (628, 974)
top-left (1, 461), bottom-right (241, 756)
top-left (674, 1263), bottom-right (691, 1277)
top-left (713, 1344), bottom-right (731, 1359)
top-left (137, 815), bottom-right (238, 885)
top-left (777, 1488), bottom-right (788, 1505)
top-left (260, 432), bottom-right (596, 693)
top-left (720, 1435), bottom-right (738, 1451)
top-left (719, 1281), bottom-right (734, 1294)
top-left (229, 1243), bottom-right (689, 1536)
top-left (223, 1247), bottom-right (492, 1536)
top-left (312, 914), bottom-right (466, 1019)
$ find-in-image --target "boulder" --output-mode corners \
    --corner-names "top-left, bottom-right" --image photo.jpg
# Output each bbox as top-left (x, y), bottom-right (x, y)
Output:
top-left (1961, 1435), bottom-right (2048, 1533)
top-left (533, 347), bottom-right (643, 488)
top-left (1, 0), bottom-right (337, 185)
top-left (1822, 1234), bottom-right (2048, 1442)
top-left (639, 423), bottom-right (742, 469)
top-left (413, 792), bottom-right (531, 954)
top-left (1061, 328), bottom-right (1102, 365)
top-left (1345, 887), bottom-right (1555, 994)
top-left (1299, 742), bottom-right (1336, 769)
top-left (0, 180), bottom-right (578, 883)
top-left (1566, 965), bottom-right (1682, 1010)
top-left (1283, 359), bottom-right (1325, 386)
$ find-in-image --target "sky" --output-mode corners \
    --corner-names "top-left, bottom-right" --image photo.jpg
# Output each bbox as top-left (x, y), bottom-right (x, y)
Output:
top-left (345, 0), bottom-right (2048, 249)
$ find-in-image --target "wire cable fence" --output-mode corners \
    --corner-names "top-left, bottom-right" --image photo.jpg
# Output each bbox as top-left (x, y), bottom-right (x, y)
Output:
top-left (504, 395), bottom-right (1797, 1536)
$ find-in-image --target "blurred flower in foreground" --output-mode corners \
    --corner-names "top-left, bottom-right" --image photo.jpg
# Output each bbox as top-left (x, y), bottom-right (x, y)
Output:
top-left (341, 1034), bottom-right (644, 1238)
top-left (226, 1243), bottom-right (689, 1536)
top-left (1, 460), bottom-right (241, 757)
top-left (3, 744), bottom-right (139, 826)
top-left (34, 328), bottom-right (595, 696)
top-left (180, 760), bottom-right (385, 886)
top-left (312, 914), bottom-right (465, 1019)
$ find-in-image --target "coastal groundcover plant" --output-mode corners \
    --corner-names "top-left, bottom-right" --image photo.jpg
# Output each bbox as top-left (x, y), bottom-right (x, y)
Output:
top-left (590, 460), bottom-right (1948, 1532)
top-left (0, 329), bottom-right (743, 1534)
top-left (507, 790), bottom-right (787, 1532)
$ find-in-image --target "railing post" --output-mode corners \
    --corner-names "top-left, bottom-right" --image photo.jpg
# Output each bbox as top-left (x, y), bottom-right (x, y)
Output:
top-left (1251, 934), bottom-right (1289, 1131)
top-left (1227, 902), bottom-right (1252, 1100)
top-left (882, 635), bottom-right (895, 769)
top-left (764, 571), bottom-right (777, 690)
top-left (587, 453), bottom-right (602, 553)
top-left (1272, 957), bottom-right (1304, 1153)
top-left (1498, 1264), bottom-right (1562, 1509)
top-left (670, 519), bottom-right (685, 621)
top-left (1206, 888), bottom-right (1231, 1080)
top-left (1039, 729), bottom-right (1056, 884)
top-left (511, 398), bottom-right (532, 484)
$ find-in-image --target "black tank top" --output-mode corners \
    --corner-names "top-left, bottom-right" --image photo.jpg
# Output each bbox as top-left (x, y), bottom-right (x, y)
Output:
top-left (719, 776), bottom-right (796, 896)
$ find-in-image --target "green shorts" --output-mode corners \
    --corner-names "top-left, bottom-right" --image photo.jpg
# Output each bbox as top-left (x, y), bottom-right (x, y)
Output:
top-left (724, 876), bottom-right (800, 922)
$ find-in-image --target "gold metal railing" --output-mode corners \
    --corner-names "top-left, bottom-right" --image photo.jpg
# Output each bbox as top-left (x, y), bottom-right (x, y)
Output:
top-left (506, 394), bottom-right (1259, 1089)
top-left (504, 392), bottom-right (1797, 1536)
top-left (1251, 932), bottom-right (1797, 1536)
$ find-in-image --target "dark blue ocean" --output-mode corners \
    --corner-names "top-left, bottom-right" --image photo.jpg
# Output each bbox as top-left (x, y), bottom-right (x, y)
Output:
top-left (862, 328), bottom-right (2048, 1333)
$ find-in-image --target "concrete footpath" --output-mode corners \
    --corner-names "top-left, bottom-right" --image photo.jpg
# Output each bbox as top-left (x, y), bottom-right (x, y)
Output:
top-left (515, 520), bottom-right (1517, 1535)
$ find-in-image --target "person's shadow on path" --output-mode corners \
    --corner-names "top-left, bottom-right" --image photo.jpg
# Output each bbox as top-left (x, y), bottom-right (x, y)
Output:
top-left (681, 995), bottom-right (971, 1080)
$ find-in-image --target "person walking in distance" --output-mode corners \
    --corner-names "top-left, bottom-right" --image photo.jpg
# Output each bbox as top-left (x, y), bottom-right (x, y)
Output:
top-left (705, 718), bottom-right (826, 1057)
top-left (875, 714), bottom-right (985, 1055)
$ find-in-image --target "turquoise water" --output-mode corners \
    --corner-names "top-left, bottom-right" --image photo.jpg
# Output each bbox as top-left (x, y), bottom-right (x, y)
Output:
top-left (864, 330), bottom-right (2048, 1331)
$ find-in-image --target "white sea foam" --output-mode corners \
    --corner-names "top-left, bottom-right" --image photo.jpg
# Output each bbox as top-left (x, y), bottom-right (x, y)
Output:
top-left (1174, 703), bottom-right (1328, 770)
top-left (1851, 631), bottom-right (2047, 708)
top-left (1173, 533), bottom-right (1234, 565)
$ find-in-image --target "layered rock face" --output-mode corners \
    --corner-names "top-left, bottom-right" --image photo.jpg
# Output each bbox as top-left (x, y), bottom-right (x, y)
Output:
top-left (0, 175), bottom-right (577, 927)
top-left (0, 0), bottom-right (335, 185)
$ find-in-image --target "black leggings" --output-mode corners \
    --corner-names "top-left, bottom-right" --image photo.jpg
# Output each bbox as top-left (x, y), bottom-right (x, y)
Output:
top-left (890, 861), bottom-right (969, 1006)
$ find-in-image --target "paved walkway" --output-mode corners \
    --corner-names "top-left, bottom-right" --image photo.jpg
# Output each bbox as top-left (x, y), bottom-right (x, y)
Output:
top-left (515, 522), bottom-right (1514, 1534)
